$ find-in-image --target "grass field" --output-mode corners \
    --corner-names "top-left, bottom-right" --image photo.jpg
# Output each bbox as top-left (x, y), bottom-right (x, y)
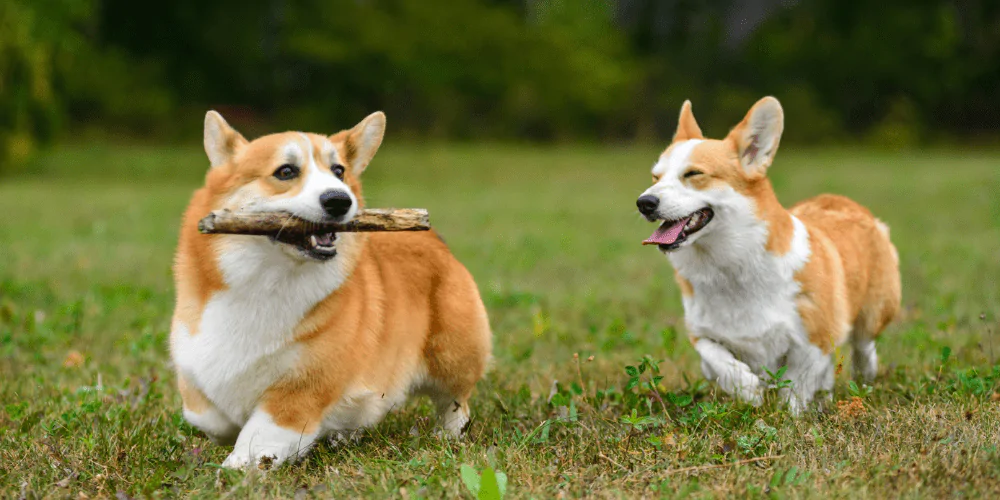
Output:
top-left (2, 142), bottom-right (999, 498)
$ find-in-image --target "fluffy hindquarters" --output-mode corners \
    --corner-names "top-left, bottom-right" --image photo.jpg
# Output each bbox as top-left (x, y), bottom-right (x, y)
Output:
top-left (850, 219), bottom-right (901, 381)
top-left (423, 266), bottom-right (492, 436)
top-left (792, 195), bottom-right (901, 382)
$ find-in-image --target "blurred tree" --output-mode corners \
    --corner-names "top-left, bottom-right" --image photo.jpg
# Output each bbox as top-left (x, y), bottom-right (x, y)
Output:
top-left (0, 0), bottom-right (74, 171)
top-left (743, 0), bottom-right (1000, 142)
top-left (0, 0), bottom-right (171, 173)
top-left (3, 0), bottom-right (1000, 170)
top-left (94, 0), bottom-right (637, 139)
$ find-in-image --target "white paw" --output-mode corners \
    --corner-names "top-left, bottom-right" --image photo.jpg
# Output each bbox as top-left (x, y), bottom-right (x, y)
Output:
top-left (436, 415), bottom-right (469, 439)
top-left (737, 384), bottom-right (764, 407)
top-left (221, 446), bottom-right (286, 470)
top-left (435, 421), bottom-right (468, 440)
top-left (327, 429), bottom-right (364, 446)
top-left (815, 391), bottom-right (833, 413)
top-left (783, 391), bottom-right (806, 417)
top-left (220, 451), bottom-right (253, 470)
top-left (853, 340), bottom-right (879, 383)
top-left (220, 412), bottom-right (317, 470)
top-left (436, 400), bottom-right (470, 438)
top-left (723, 371), bottom-right (763, 406)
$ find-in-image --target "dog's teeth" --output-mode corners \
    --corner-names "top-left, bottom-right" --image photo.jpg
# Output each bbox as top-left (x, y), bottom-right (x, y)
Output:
top-left (310, 235), bottom-right (319, 247)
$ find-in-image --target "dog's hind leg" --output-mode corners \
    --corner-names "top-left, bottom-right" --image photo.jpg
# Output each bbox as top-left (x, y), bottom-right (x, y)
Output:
top-left (431, 393), bottom-right (472, 438)
top-left (851, 296), bottom-right (895, 383)
top-left (851, 220), bottom-right (901, 383)
top-left (424, 269), bottom-right (493, 438)
top-left (424, 323), bottom-right (490, 438)
top-left (851, 325), bottom-right (879, 383)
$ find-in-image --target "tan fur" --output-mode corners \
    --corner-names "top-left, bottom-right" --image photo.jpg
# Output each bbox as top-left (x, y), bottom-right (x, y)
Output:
top-left (260, 231), bottom-right (491, 432)
top-left (793, 223), bottom-right (850, 353)
top-left (673, 100), bottom-right (705, 142)
top-left (172, 117), bottom-right (491, 445)
top-left (674, 270), bottom-right (694, 298)
top-left (676, 139), bottom-right (795, 256)
top-left (674, 270), bottom-right (698, 343)
top-left (172, 190), bottom-right (227, 336)
top-left (791, 195), bottom-right (901, 350)
top-left (177, 374), bottom-right (211, 414)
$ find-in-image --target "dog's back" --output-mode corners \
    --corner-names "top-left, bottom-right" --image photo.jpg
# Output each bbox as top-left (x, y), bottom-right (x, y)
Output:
top-left (791, 194), bottom-right (900, 378)
top-left (296, 229), bottom-right (492, 417)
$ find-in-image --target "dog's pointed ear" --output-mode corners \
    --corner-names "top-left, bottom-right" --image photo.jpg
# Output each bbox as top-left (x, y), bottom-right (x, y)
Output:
top-left (728, 96), bottom-right (784, 176)
top-left (335, 111), bottom-right (386, 175)
top-left (204, 111), bottom-right (247, 168)
top-left (673, 100), bottom-right (704, 143)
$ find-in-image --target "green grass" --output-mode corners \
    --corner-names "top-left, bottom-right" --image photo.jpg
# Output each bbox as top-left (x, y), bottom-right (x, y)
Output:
top-left (2, 142), bottom-right (1000, 498)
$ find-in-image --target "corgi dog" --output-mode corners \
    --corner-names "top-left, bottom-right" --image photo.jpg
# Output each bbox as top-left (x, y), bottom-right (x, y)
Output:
top-left (636, 97), bottom-right (900, 414)
top-left (170, 111), bottom-right (492, 469)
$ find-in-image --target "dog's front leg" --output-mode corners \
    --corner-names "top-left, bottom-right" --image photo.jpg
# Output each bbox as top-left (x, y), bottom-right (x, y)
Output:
top-left (178, 374), bottom-right (240, 444)
top-left (221, 382), bottom-right (335, 470)
top-left (221, 408), bottom-right (321, 470)
top-left (694, 338), bottom-right (763, 405)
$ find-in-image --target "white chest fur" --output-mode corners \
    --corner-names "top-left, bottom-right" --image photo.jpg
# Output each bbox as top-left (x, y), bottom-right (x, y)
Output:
top-left (673, 216), bottom-right (811, 374)
top-left (172, 237), bottom-right (350, 424)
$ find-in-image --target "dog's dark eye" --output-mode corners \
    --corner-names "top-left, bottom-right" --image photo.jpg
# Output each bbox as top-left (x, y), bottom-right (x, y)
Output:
top-left (332, 164), bottom-right (345, 180)
top-left (683, 169), bottom-right (704, 179)
top-left (273, 164), bottom-right (300, 181)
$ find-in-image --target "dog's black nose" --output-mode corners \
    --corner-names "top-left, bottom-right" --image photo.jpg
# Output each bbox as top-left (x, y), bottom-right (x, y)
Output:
top-left (320, 190), bottom-right (353, 217)
top-left (636, 195), bottom-right (659, 216)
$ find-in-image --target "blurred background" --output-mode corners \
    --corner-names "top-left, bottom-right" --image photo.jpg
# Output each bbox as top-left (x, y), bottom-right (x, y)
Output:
top-left (4, 0), bottom-right (1000, 172)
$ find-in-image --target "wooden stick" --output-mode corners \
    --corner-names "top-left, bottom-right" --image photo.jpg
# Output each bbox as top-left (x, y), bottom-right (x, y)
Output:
top-left (597, 452), bottom-right (631, 474)
top-left (198, 208), bottom-right (430, 235)
top-left (662, 455), bottom-right (782, 476)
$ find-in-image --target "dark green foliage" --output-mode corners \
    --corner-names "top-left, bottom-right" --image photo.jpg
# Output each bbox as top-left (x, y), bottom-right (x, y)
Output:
top-left (3, 0), bottom-right (1000, 173)
top-left (91, 0), bottom-right (637, 140)
top-left (0, 0), bottom-right (171, 173)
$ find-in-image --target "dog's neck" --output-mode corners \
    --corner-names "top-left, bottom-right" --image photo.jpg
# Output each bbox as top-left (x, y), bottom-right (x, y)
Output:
top-left (174, 232), bottom-right (369, 348)
top-left (213, 232), bottom-right (365, 300)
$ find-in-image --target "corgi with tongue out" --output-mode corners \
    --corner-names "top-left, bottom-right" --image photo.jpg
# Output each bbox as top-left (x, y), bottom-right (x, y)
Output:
top-left (636, 97), bottom-right (900, 414)
top-left (170, 111), bottom-right (492, 469)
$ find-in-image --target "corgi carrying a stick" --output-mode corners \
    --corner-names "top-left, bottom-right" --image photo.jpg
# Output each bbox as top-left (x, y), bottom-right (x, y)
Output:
top-left (170, 111), bottom-right (491, 468)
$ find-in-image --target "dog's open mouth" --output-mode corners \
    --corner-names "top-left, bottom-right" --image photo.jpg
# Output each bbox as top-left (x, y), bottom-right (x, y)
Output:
top-left (270, 230), bottom-right (338, 260)
top-left (642, 207), bottom-right (714, 251)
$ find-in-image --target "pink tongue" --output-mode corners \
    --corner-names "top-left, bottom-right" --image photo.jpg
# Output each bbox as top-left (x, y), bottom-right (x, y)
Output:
top-left (314, 233), bottom-right (335, 246)
top-left (642, 218), bottom-right (689, 246)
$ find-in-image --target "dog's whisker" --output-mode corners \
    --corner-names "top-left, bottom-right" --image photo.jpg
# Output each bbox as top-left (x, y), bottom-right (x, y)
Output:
top-left (275, 207), bottom-right (305, 240)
